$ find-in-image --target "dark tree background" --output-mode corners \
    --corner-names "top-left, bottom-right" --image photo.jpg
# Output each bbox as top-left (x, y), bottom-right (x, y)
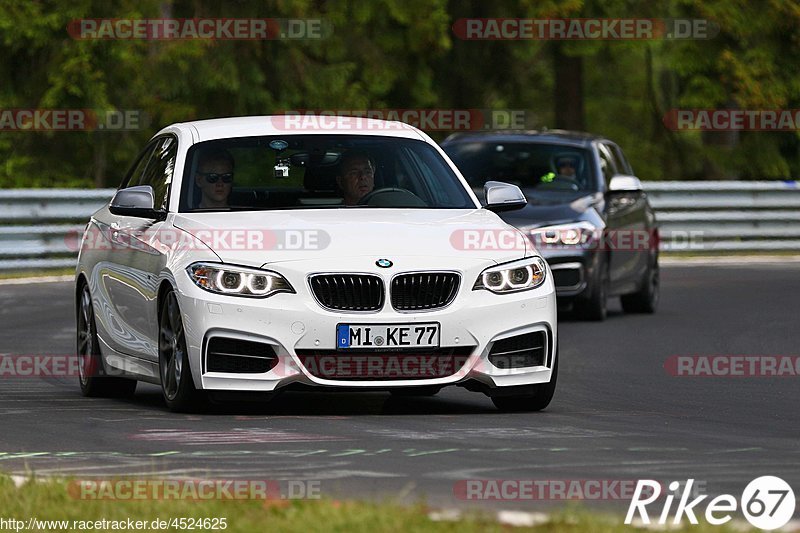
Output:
top-left (1, 0), bottom-right (799, 188)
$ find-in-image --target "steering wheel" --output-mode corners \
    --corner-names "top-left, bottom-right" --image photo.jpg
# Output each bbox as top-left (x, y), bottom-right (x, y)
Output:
top-left (357, 187), bottom-right (427, 207)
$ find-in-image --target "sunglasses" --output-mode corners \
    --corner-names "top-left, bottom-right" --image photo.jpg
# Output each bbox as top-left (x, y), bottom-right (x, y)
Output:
top-left (198, 172), bottom-right (234, 184)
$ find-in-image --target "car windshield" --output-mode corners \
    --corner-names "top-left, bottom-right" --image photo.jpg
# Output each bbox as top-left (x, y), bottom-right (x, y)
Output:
top-left (179, 135), bottom-right (475, 211)
top-left (444, 141), bottom-right (597, 192)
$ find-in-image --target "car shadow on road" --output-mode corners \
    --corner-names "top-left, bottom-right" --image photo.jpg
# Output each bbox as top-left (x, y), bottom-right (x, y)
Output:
top-left (116, 384), bottom-right (500, 416)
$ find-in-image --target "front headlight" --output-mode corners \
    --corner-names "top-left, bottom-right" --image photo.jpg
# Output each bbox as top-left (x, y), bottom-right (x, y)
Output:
top-left (187, 263), bottom-right (295, 298)
top-left (473, 257), bottom-right (547, 293)
top-left (530, 222), bottom-right (597, 247)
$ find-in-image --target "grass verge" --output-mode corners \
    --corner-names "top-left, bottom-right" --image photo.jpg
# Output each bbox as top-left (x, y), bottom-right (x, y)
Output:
top-left (0, 268), bottom-right (74, 280)
top-left (0, 476), bottom-right (757, 532)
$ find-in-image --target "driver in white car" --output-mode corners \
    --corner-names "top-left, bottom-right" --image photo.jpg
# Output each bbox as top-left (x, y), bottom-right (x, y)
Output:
top-left (195, 149), bottom-right (235, 209)
top-left (336, 150), bottom-right (375, 205)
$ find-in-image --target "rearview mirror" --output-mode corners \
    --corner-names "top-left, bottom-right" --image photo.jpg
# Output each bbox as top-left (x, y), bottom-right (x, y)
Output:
top-left (608, 175), bottom-right (643, 193)
top-left (109, 185), bottom-right (166, 220)
top-left (483, 181), bottom-right (527, 212)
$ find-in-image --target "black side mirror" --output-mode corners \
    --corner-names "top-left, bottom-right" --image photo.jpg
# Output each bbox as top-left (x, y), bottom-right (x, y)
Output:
top-left (109, 185), bottom-right (166, 220)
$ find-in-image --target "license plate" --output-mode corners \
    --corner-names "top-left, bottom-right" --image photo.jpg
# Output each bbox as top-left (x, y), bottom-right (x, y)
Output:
top-left (336, 323), bottom-right (440, 350)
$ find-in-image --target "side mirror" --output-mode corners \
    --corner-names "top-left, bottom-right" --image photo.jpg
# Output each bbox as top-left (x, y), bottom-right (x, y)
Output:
top-left (109, 185), bottom-right (166, 220)
top-left (608, 175), bottom-right (643, 194)
top-left (483, 181), bottom-right (527, 212)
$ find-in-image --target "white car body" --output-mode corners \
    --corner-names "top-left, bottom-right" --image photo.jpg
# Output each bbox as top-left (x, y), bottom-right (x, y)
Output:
top-left (75, 116), bottom-right (558, 411)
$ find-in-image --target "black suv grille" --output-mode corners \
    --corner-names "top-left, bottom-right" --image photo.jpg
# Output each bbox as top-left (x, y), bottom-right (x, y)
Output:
top-left (309, 274), bottom-right (384, 311)
top-left (553, 268), bottom-right (582, 288)
top-left (391, 272), bottom-right (460, 311)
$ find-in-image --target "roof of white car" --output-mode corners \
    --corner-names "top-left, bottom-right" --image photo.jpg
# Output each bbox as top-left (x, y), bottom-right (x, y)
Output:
top-left (160, 115), bottom-right (429, 142)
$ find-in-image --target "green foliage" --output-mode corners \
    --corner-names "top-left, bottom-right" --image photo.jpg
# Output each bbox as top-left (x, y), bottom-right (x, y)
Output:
top-left (0, 0), bottom-right (798, 187)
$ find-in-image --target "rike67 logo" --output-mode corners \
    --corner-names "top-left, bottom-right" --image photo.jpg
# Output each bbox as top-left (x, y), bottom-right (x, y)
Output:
top-left (625, 476), bottom-right (795, 530)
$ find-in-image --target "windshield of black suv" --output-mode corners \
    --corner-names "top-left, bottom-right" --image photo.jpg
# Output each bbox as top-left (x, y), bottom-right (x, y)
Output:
top-left (179, 135), bottom-right (476, 211)
top-left (444, 141), bottom-right (598, 192)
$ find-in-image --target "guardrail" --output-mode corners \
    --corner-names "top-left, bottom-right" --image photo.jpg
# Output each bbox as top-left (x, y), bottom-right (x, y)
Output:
top-left (644, 181), bottom-right (800, 252)
top-left (0, 182), bottom-right (798, 271)
top-left (0, 189), bottom-right (114, 271)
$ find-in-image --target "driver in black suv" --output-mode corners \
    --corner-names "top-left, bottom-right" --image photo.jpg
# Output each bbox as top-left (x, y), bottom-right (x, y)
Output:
top-left (335, 150), bottom-right (375, 205)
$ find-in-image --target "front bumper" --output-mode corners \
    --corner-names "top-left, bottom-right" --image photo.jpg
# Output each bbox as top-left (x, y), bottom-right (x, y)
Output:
top-left (540, 249), bottom-right (601, 299)
top-left (176, 263), bottom-right (558, 392)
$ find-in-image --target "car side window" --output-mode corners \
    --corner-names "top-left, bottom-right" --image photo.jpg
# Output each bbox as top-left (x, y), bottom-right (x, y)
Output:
top-left (604, 143), bottom-right (630, 175)
top-left (609, 143), bottom-right (633, 175)
top-left (137, 136), bottom-right (178, 211)
top-left (597, 144), bottom-right (617, 185)
top-left (119, 142), bottom-right (157, 190)
top-left (403, 146), bottom-right (463, 206)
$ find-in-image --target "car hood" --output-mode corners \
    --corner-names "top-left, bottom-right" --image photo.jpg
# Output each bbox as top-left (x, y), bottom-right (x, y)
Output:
top-left (500, 191), bottom-right (605, 229)
top-left (172, 209), bottom-right (530, 267)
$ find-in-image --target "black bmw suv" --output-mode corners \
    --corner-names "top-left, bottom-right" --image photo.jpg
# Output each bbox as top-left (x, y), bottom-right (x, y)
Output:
top-left (442, 130), bottom-right (659, 321)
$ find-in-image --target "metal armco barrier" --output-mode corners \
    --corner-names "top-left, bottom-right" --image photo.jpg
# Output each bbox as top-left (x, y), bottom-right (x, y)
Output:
top-left (0, 182), bottom-right (798, 270)
top-left (644, 181), bottom-right (800, 252)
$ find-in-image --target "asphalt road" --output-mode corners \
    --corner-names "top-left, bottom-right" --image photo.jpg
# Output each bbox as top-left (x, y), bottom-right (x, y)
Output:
top-left (0, 264), bottom-right (798, 515)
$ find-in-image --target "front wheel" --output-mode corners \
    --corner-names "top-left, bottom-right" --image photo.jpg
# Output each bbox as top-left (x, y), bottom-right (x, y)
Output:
top-left (77, 283), bottom-right (137, 398)
top-left (574, 258), bottom-right (608, 321)
top-left (159, 289), bottom-right (206, 412)
top-left (491, 353), bottom-right (558, 412)
top-left (621, 259), bottom-right (659, 314)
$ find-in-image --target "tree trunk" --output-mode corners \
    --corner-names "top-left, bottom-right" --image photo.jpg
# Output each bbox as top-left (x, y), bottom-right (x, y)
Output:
top-left (553, 43), bottom-right (584, 131)
top-left (93, 136), bottom-right (106, 188)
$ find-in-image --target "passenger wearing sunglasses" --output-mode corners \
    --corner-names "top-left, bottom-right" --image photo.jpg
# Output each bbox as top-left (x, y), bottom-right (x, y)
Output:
top-left (195, 149), bottom-right (234, 208)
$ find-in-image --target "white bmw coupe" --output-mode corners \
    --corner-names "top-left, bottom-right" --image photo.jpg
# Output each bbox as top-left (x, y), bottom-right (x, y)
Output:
top-left (75, 116), bottom-right (558, 412)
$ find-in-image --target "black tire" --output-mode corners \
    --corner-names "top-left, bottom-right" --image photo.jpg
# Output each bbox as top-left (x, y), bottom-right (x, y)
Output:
top-left (621, 258), bottom-right (659, 314)
top-left (574, 258), bottom-right (608, 321)
top-left (77, 283), bottom-right (137, 398)
top-left (491, 352), bottom-right (558, 412)
top-left (389, 386), bottom-right (441, 397)
top-left (159, 289), bottom-right (207, 412)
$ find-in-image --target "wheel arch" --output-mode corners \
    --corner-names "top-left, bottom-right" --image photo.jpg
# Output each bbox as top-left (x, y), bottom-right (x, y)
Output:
top-left (75, 273), bottom-right (89, 315)
top-left (156, 279), bottom-right (177, 325)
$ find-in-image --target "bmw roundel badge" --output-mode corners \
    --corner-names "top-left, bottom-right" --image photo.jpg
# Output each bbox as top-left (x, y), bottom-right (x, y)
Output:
top-left (376, 259), bottom-right (393, 268)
